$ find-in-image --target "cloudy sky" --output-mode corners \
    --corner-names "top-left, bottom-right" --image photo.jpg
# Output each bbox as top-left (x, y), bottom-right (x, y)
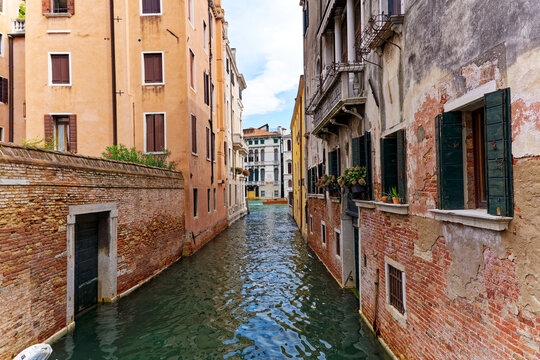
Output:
top-left (222, 0), bottom-right (303, 131)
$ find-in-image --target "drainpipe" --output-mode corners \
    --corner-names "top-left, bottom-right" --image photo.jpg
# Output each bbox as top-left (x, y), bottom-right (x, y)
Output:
top-left (109, 0), bottom-right (118, 145)
top-left (208, 0), bottom-right (214, 184)
top-left (8, 35), bottom-right (14, 142)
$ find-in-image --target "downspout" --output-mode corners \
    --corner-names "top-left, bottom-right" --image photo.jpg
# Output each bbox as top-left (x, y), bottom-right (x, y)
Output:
top-left (208, 0), bottom-right (214, 184)
top-left (8, 36), bottom-right (14, 142)
top-left (109, 0), bottom-right (118, 145)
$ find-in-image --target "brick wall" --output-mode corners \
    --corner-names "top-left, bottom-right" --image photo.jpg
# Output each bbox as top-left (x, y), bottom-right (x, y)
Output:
top-left (0, 144), bottom-right (185, 358)
top-left (307, 196), bottom-right (342, 284)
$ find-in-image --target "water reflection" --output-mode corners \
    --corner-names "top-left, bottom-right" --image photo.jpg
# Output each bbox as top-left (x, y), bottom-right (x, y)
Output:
top-left (52, 202), bottom-right (390, 360)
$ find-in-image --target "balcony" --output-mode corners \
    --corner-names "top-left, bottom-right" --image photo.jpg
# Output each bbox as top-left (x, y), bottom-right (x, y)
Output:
top-left (12, 19), bottom-right (25, 34)
top-left (307, 62), bottom-right (366, 135)
top-left (356, 13), bottom-right (404, 59)
top-left (232, 133), bottom-right (248, 156)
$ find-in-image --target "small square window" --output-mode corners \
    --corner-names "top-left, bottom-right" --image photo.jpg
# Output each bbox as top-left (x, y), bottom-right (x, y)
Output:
top-left (142, 0), bottom-right (161, 15)
top-left (387, 264), bottom-right (405, 314)
top-left (260, 140), bottom-right (265, 144)
top-left (255, 140), bottom-right (259, 145)
top-left (248, 140), bottom-right (252, 145)
top-left (143, 52), bottom-right (164, 84)
top-left (274, 139), bottom-right (278, 144)
top-left (261, 190), bottom-right (265, 197)
top-left (274, 190), bottom-right (279, 197)
top-left (145, 113), bottom-right (165, 153)
top-left (50, 53), bottom-right (70, 85)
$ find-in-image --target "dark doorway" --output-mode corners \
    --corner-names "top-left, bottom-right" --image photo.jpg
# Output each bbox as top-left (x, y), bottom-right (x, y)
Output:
top-left (75, 214), bottom-right (99, 315)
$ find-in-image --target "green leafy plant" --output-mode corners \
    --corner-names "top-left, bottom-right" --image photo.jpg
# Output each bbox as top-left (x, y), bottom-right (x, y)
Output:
top-left (337, 166), bottom-right (367, 188)
top-left (316, 174), bottom-right (338, 189)
top-left (242, 169), bottom-right (250, 176)
top-left (22, 137), bottom-right (55, 150)
top-left (235, 167), bottom-right (243, 174)
top-left (389, 187), bottom-right (399, 198)
top-left (18, 4), bottom-right (26, 19)
top-left (102, 144), bottom-right (177, 170)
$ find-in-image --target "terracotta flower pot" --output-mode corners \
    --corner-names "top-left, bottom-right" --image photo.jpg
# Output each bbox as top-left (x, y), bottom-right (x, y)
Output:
top-left (392, 197), bottom-right (400, 204)
top-left (382, 196), bottom-right (388, 202)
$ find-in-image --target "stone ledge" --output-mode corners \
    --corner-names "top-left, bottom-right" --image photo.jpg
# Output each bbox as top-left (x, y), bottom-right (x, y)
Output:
top-left (44, 12), bottom-right (72, 18)
top-left (375, 202), bottom-right (409, 215)
top-left (429, 209), bottom-right (512, 232)
top-left (353, 200), bottom-right (376, 209)
top-left (330, 197), bottom-right (341, 204)
top-left (308, 194), bottom-right (325, 199)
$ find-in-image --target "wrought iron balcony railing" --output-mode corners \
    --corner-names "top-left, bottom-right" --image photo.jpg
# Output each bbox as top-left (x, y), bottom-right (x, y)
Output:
top-left (355, 13), bottom-right (404, 60)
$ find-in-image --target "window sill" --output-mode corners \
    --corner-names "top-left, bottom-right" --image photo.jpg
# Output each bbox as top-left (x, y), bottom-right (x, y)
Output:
top-left (375, 202), bottom-right (409, 215)
top-left (308, 194), bottom-right (324, 199)
top-left (143, 83), bottom-right (165, 86)
top-left (353, 200), bottom-right (375, 209)
top-left (44, 13), bottom-right (72, 18)
top-left (385, 303), bottom-right (407, 329)
top-left (330, 197), bottom-right (340, 204)
top-left (429, 209), bottom-right (512, 232)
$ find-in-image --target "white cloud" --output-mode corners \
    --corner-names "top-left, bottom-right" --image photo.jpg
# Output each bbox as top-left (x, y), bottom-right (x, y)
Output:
top-left (222, 0), bottom-right (303, 117)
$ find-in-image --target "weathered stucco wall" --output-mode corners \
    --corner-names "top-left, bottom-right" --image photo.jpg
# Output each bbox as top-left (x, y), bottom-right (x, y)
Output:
top-left (0, 144), bottom-right (185, 359)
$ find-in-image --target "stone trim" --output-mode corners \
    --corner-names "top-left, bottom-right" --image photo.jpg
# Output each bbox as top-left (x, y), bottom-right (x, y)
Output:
top-left (375, 202), bottom-right (409, 215)
top-left (353, 200), bottom-right (376, 209)
top-left (308, 194), bottom-right (325, 199)
top-left (429, 209), bottom-right (512, 231)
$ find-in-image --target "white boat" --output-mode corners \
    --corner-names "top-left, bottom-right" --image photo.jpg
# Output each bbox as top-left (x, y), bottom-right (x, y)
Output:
top-left (14, 344), bottom-right (52, 360)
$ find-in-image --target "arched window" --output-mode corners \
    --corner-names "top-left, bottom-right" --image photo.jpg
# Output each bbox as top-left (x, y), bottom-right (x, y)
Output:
top-left (255, 149), bottom-right (259, 162)
top-left (249, 168), bottom-right (254, 181)
top-left (287, 140), bottom-right (291, 151)
top-left (274, 167), bottom-right (279, 181)
top-left (261, 150), bottom-right (265, 162)
top-left (255, 169), bottom-right (259, 182)
top-left (288, 162), bottom-right (292, 174)
top-left (248, 150), bottom-right (253, 163)
top-left (288, 180), bottom-right (292, 188)
top-left (261, 169), bottom-right (265, 182)
top-left (274, 148), bottom-right (279, 161)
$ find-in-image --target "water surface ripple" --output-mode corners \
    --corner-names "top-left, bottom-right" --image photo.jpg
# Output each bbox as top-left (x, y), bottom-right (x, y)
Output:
top-left (52, 202), bottom-right (390, 360)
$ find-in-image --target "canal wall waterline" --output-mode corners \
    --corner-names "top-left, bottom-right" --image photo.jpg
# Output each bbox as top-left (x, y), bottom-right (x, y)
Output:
top-left (0, 144), bottom-right (186, 359)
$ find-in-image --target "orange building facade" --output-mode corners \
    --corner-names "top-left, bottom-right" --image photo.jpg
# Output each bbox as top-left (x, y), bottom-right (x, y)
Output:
top-left (24, 0), bottom-right (239, 252)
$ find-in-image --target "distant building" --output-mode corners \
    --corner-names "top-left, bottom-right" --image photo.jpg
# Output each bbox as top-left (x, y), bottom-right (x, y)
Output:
top-left (283, 133), bottom-right (293, 203)
top-left (244, 125), bottom-right (284, 199)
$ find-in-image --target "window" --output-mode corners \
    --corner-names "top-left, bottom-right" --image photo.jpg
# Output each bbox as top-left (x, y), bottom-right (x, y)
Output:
top-left (226, 58), bottom-right (230, 74)
top-left (145, 114), bottom-right (165, 153)
top-left (211, 132), bottom-right (215, 162)
top-left (143, 52), bottom-right (164, 84)
top-left (255, 140), bottom-right (258, 145)
top-left (288, 179), bottom-right (292, 188)
top-left (207, 189), bottom-right (211, 213)
top-left (0, 127), bottom-right (3, 141)
top-left (254, 150), bottom-right (259, 162)
top-left (231, 70), bottom-right (235, 86)
top-left (436, 88), bottom-right (513, 216)
top-left (188, 0), bottom-right (193, 23)
top-left (288, 163), bottom-right (292, 174)
top-left (274, 139), bottom-right (278, 144)
top-left (261, 190), bottom-right (265, 197)
top-left (206, 127), bottom-right (210, 160)
top-left (224, 188), bottom-right (227, 207)
top-left (213, 188), bottom-right (217, 211)
top-left (204, 72), bottom-right (210, 105)
top-left (303, 1), bottom-right (309, 36)
top-left (261, 169), bottom-right (265, 182)
top-left (309, 215), bottom-right (313, 233)
top-left (191, 115), bottom-right (197, 154)
top-left (248, 140), bottom-right (252, 145)
top-left (321, 222), bottom-right (326, 245)
top-left (387, 264), bottom-right (405, 314)
top-left (141, 0), bottom-right (161, 15)
top-left (352, 132), bottom-right (373, 200)
top-left (248, 150), bottom-right (253, 162)
top-left (45, 115), bottom-right (77, 153)
top-left (49, 53), bottom-right (70, 85)
top-left (52, 0), bottom-right (68, 13)
top-left (387, 0), bottom-right (402, 16)
top-left (381, 130), bottom-right (406, 202)
top-left (287, 140), bottom-right (291, 151)
top-left (274, 190), bottom-right (279, 197)
top-left (260, 150), bottom-right (265, 162)
top-left (274, 149), bottom-right (278, 161)
top-left (0, 77), bottom-right (7, 104)
top-left (193, 188), bottom-right (198, 217)
top-left (274, 167), bottom-right (279, 182)
top-left (260, 140), bottom-right (265, 144)
top-left (224, 141), bottom-right (228, 165)
top-left (54, 117), bottom-right (70, 151)
top-left (328, 148), bottom-right (341, 177)
top-left (229, 184), bottom-right (232, 206)
top-left (335, 230), bottom-right (341, 256)
top-left (203, 21), bottom-right (208, 50)
top-left (189, 50), bottom-right (195, 89)
top-left (0, 33), bottom-right (3, 57)
top-left (254, 169), bottom-right (259, 182)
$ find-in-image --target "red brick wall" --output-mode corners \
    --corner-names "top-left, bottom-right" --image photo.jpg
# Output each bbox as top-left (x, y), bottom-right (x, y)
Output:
top-left (307, 196), bottom-right (342, 284)
top-left (0, 144), bottom-right (185, 359)
top-left (359, 205), bottom-right (540, 360)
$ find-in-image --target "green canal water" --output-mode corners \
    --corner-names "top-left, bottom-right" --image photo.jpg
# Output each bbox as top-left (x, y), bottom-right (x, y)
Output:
top-left (52, 202), bottom-right (390, 360)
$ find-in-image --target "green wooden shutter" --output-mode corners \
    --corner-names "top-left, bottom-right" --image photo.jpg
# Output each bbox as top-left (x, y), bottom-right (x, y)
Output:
top-left (435, 112), bottom-right (464, 210)
top-left (360, 132), bottom-right (373, 200)
top-left (484, 88), bottom-right (513, 216)
top-left (397, 130), bottom-right (407, 203)
top-left (381, 137), bottom-right (398, 195)
top-left (329, 150), bottom-right (338, 176)
top-left (337, 148), bottom-right (341, 175)
top-left (352, 137), bottom-right (360, 166)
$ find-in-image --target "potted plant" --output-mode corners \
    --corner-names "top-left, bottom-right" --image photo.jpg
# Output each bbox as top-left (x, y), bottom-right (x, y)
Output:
top-left (235, 167), bottom-right (243, 175)
top-left (242, 169), bottom-right (250, 177)
top-left (338, 166), bottom-right (367, 199)
top-left (389, 187), bottom-right (400, 204)
top-left (316, 174), bottom-right (339, 196)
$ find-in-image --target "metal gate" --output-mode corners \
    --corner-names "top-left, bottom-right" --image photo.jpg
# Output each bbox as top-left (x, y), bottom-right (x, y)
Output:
top-left (75, 215), bottom-right (99, 314)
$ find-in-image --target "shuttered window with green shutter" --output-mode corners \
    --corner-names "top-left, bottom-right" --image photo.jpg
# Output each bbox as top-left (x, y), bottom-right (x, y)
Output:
top-left (353, 132), bottom-right (373, 200)
top-left (329, 150), bottom-right (338, 176)
top-left (381, 131), bottom-right (406, 201)
top-left (484, 88), bottom-right (513, 216)
top-left (436, 112), bottom-right (464, 210)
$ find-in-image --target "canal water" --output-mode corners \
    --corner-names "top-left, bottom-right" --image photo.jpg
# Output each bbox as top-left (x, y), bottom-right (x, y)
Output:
top-left (52, 202), bottom-right (390, 360)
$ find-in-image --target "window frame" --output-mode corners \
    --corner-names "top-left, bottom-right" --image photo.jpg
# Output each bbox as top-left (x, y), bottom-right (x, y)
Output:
top-left (53, 116), bottom-right (70, 152)
top-left (0, 33), bottom-right (4, 57)
top-left (188, 0), bottom-right (194, 25)
top-left (143, 112), bottom-right (167, 154)
top-left (309, 215), bottom-right (313, 234)
top-left (48, 52), bottom-right (72, 87)
top-left (207, 188), bottom-right (211, 213)
top-left (385, 260), bottom-right (407, 317)
top-left (321, 221), bottom-right (326, 246)
top-left (213, 188), bottom-right (217, 211)
top-left (334, 229), bottom-right (341, 257)
top-left (205, 126), bottom-right (211, 161)
top-left (140, 0), bottom-right (162, 16)
top-left (189, 49), bottom-right (196, 91)
top-left (0, 127), bottom-right (3, 142)
top-left (193, 188), bottom-right (199, 218)
top-left (141, 51), bottom-right (165, 86)
top-left (191, 114), bottom-right (198, 156)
